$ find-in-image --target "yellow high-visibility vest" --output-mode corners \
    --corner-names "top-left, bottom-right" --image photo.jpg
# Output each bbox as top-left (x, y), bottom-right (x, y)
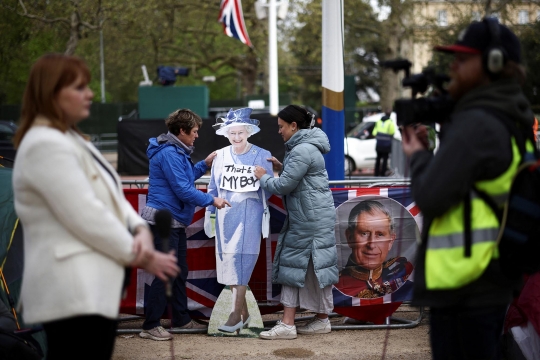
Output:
top-left (425, 138), bottom-right (535, 289)
top-left (373, 119), bottom-right (395, 136)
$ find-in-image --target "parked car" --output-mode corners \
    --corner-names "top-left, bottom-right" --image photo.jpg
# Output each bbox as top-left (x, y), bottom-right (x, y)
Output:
top-left (0, 120), bottom-right (17, 167)
top-left (344, 112), bottom-right (400, 175)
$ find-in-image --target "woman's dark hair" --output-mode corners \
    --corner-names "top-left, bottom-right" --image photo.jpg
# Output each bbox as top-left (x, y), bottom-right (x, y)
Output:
top-left (278, 105), bottom-right (315, 129)
top-left (165, 108), bottom-right (203, 136)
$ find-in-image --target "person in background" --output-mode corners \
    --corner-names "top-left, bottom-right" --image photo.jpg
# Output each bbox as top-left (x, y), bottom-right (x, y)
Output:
top-left (12, 53), bottom-right (179, 359)
top-left (401, 19), bottom-right (531, 359)
top-left (254, 105), bottom-right (338, 340)
top-left (372, 108), bottom-right (396, 176)
top-left (205, 108), bottom-right (273, 334)
top-left (139, 109), bottom-right (230, 341)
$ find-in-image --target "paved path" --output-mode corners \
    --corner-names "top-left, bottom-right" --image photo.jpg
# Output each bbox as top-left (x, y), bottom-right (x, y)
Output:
top-left (113, 308), bottom-right (432, 360)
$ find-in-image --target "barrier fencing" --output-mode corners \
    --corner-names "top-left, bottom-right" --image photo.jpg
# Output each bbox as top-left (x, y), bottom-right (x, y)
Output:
top-left (119, 178), bottom-right (423, 332)
top-left (122, 177), bottom-right (412, 189)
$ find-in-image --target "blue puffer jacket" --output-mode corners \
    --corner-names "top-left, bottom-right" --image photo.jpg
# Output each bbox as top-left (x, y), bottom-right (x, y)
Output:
top-left (146, 135), bottom-right (213, 225)
top-left (259, 128), bottom-right (338, 288)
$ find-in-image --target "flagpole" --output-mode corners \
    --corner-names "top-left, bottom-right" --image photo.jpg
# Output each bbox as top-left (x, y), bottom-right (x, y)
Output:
top-left (321, 0), bottom-right (345, 181)
top-left (268, 0), bottom-right (279, 116)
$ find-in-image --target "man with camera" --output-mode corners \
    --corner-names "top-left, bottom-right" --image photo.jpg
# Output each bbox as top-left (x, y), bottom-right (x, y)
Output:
top-left (401, 19), bottom-right (533, 359)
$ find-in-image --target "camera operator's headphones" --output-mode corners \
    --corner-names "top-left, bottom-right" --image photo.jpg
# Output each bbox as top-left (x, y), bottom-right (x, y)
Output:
top-left (482, 17), bottom-right (507, 75)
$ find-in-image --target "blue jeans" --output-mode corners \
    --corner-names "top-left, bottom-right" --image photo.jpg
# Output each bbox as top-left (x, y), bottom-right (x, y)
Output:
top-left (430, 305), bottom-right (507, 360)
top-left (142, 226), bottom-right (191, 329)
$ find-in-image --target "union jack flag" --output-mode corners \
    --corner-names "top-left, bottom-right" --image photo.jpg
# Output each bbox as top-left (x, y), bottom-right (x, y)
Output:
top-left (121, 189), bottom-right (279, 317)
top-left (120, 187), bottom-right (420, 322)
top-left (218, 0), bottom-right (252, 47)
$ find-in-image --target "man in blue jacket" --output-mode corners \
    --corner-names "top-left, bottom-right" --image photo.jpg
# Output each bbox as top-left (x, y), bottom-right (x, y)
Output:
top-left (139, 109), bottom-right (230, 341)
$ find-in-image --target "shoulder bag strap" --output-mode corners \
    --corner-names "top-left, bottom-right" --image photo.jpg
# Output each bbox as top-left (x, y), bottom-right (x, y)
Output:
top-left (73, 134), bottom-right (118, 190)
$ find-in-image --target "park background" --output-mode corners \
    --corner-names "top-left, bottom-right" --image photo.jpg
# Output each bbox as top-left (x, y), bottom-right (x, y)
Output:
top-left (2, 0), bottom-right (540, 136)
top-left (1, 1), bottom-right (540, 359)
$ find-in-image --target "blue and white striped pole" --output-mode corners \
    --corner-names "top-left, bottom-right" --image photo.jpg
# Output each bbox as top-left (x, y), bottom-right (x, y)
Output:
top-left (322, 0), bottom-right (345, 181)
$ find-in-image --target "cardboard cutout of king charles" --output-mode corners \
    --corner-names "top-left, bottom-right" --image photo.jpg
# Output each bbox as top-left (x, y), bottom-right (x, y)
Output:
top-left (334, 196), bottom-right (417, 302)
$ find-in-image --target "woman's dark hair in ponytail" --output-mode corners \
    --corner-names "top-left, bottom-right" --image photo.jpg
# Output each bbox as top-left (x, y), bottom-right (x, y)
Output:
top-left (277, 105), bottom-right (315, 129)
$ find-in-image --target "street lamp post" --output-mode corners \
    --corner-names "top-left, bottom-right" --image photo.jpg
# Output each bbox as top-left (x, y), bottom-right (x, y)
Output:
top-left (268, 0), bottom-right (278, 115)
top-left (99, 20), bottom-right (106, 104)
top-left (256, 0), bottom-right (288, 115)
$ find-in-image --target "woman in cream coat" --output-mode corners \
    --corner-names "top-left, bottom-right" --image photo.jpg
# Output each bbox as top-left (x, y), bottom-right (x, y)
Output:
top-left (12, 54), bottom-right (179, 360)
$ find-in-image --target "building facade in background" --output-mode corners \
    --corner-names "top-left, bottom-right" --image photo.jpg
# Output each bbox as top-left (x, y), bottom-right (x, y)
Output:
top-left (411, 0), bottom-right (540, 74)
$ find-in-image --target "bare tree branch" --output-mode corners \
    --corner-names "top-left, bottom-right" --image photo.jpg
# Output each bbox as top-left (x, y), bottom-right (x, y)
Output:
top-left (80, 20), bottom-right (100, 30)
top-left (489, 0), bottom-right (514, 17)
top-left (484, 0), bottom-right (493, 15)
top-left (348, 22), bottom-right (383, 36)
top-left (6, 0), bottom-right (71, 26)
top-left (3, 0), bottom-right (107, 54)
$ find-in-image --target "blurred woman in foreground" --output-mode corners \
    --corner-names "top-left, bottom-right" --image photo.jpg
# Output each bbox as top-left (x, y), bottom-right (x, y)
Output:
top-left (12, 53), bottom-right (179, 359)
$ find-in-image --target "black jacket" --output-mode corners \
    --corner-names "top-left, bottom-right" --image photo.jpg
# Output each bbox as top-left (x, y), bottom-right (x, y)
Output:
top-left (410, 79), bottom-right (533, 308)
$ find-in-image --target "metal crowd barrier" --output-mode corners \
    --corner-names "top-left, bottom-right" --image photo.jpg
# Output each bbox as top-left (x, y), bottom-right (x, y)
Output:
top-left (90, 133), bottom-right (118, 152)
top-left (117, 307), bottom-right (424, 334)
top-left (118, 177), bottom-right (422, 333)
top-left (122, 177), bottom-right (411, 189)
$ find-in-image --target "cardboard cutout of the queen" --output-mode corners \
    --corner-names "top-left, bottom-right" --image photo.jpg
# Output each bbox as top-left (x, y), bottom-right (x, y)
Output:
top-left (204, 108), bottom-right (273, 334)
top-left (205, 108), bottom-right (273, 285)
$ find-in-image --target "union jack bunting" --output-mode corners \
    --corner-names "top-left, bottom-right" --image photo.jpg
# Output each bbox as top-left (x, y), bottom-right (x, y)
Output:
top-left (218, 0), bottom-right (252, 47)
top-left (120, 187), bottom-right (420, 322)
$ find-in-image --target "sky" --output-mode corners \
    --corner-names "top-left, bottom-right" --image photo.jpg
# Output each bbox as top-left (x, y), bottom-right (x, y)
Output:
top-left (370, 0), bottom-right (391, 21)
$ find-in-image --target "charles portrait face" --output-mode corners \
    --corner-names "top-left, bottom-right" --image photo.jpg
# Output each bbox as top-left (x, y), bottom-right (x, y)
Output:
top-left (346, 209), bottom-right (396, 270)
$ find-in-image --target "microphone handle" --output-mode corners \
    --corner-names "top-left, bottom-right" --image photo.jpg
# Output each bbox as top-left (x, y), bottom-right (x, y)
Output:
top-left (161, 234), bottom-right (173, 299)
top-left (154, 209), bottom-right (173, 300)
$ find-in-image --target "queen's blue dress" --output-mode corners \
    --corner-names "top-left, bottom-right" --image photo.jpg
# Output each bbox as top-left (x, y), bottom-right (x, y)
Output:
top-left (207, 144), bottom-right (273, 285)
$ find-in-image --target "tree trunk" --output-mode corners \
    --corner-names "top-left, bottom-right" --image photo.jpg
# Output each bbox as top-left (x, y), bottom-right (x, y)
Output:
top-left (380, 23), bottom-right (400, 110)
top-left (64, 11), bottom-right (79, 55)
top-left (240, 50), bottom-right (258, 96)
top-left (379, 0), bottom-right (408, 110)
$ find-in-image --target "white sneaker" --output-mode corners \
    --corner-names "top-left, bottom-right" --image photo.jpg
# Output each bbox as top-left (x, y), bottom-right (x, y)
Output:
top-left (296, 317), bottom-right (331, 334)
top-left (259, 320), bottom-right (297, 340)
top-left (139, 326), bottom-right (173, 341)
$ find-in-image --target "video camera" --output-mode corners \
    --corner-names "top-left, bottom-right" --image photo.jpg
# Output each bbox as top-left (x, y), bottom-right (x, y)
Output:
top-left (157, 66), bottom-right (190, 86)
top-left (380, 59), bottom-right (453, 127)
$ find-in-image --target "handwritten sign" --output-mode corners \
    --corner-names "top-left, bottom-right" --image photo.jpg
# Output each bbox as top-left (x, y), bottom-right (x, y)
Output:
top-left (220, 164), bottom-right (260, 192)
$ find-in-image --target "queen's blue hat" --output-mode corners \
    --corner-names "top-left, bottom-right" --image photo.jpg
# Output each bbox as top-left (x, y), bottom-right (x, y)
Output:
top-left (213, 108), bottom-right (261, 136)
